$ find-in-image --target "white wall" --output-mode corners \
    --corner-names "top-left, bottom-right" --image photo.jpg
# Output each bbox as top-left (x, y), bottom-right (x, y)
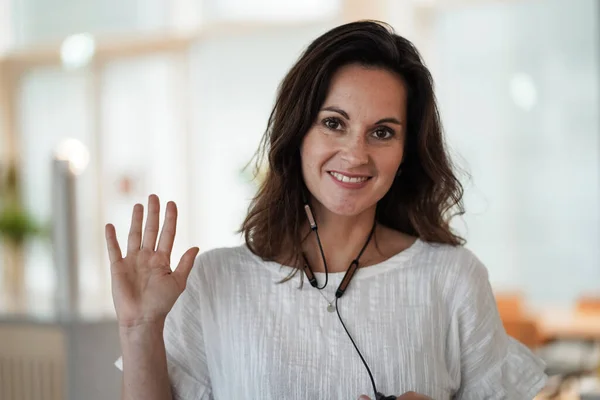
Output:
top-left (9, 0), bottom-right (341, 47)
top-left (188, 22), bottom-right (336, 250)
top-left (11, 0), bottom-right (169, 46)
top-left (0, 0), bottom-right (12, 54)
top-left (433, 0), bottom-right (600, 306)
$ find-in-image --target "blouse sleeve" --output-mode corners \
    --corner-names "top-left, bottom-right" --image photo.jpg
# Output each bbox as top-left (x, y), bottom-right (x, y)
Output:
top-left (163, 254), bottom-right (213, 400)
top-left (453, 256), bottom-right (547, 400)
top-left (115, 255), bottom-right (212, 400)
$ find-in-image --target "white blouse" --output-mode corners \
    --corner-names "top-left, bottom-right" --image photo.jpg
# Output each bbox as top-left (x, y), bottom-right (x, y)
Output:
top-left (116, 239), bottom-right (547, 399)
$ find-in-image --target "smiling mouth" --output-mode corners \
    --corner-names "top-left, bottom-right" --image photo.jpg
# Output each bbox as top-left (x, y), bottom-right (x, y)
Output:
top-left (328, 171), bottom-right (372, 183)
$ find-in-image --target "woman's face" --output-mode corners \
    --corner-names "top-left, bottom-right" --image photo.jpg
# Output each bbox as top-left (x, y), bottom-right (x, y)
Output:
top-left (301, 64), bottom-right (407, 217)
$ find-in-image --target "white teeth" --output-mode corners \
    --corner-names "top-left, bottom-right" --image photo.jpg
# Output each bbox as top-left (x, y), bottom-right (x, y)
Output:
top-left (329, 172), bottom-right (369, 183)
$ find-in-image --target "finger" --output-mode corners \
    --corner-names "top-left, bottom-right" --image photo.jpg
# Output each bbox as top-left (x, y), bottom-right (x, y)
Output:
top-left (127, 203), bottom-right (144, 254)
top-left (105, 223), bottom-right (123, 265)
top-left (173, 247), bottom-right (200, 289)
top-left (142, 194), bottom-right (160, 250)
top-left (358, 396), bottom-right (371, 400)
top-left (156, 201), bottom-right (177, 257)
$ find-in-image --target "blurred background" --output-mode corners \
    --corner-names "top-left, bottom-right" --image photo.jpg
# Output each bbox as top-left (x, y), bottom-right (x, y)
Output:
top-left (0, 0), bottom-right (598, 399)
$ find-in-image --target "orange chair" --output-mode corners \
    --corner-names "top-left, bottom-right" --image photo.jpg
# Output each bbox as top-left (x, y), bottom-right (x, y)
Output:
top-left (502, 319), bottom-right (542, 349)
top-left (495, 292), bottom-right (542, 349)
top-left (576, 295), bottom-right (600, 314)
top-left (495, 292), bottom-right (525, 320)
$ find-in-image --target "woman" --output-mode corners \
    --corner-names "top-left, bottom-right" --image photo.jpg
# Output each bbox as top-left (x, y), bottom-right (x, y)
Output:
top-left (109, 21), bottom-right (547, 399)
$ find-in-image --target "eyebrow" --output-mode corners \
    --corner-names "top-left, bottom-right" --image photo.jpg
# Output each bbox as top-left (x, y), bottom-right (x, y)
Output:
top-left (321, 106), bottom-right (403, 126)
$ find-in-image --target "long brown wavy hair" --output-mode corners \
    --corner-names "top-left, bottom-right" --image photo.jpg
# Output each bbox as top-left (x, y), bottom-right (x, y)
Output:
top-left (241, 20), bottom-right (465, 272)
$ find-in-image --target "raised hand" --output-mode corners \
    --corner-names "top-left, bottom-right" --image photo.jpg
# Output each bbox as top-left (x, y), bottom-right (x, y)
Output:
top-left (105, 194), bottom-right (199, 328)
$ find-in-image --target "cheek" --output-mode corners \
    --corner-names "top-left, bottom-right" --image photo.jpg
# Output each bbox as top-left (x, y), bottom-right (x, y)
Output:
top-left (301, 131), bottom-right (330, 173)
top-left (300, 137), bottom-right (314, 172)
top-left (377, 147), bottom-right (404, 178)
top-left (300, 134), bottom-right (320, 185)
top-left (380, 160), bottom-right (401, 179)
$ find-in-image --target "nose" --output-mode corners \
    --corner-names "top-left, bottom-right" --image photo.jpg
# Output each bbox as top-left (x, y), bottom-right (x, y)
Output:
top-left (340, 136), bottom-right (369, 166)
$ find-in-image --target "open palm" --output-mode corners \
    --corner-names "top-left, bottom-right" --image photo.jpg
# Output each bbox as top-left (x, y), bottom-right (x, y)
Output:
top-left (105, 194), bottom-right (199, 328)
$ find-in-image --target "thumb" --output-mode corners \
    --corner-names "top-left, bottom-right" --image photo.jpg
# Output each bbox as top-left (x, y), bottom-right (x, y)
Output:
top-left (359, 396), bottom-right (371, 400)
top-left (173, 247), bottom-right (200, 287)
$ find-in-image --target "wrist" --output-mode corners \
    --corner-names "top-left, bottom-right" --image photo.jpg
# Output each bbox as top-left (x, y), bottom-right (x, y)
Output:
top-left (119, 319), bottom-right (165, 343)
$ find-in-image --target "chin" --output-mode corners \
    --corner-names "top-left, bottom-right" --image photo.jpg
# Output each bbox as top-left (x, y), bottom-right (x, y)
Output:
top-left (321, 198), bottom-right (373, 217)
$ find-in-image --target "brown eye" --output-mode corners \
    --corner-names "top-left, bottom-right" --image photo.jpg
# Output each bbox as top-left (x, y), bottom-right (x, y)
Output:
top-left (323, 117), bottom-right (342, 130)
top-left (372, 128), bottom-right (394, 140)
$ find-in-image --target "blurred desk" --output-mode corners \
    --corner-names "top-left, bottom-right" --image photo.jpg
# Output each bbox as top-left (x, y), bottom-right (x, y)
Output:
top-left (0, 290), bottom-right (120, 400)
top-left (537, 309), bottom-right (600, 342)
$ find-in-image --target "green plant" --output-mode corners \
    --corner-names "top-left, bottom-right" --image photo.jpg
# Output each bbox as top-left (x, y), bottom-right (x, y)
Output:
top-left (0, 202), bottom-right (42, 246)
top-left (0, 162), bottom-right (44, 245)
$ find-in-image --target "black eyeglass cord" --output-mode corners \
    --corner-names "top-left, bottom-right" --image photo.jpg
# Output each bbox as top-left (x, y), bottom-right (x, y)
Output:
top-left (335, 296), bottom-right (379, 397)
top-left (310, 221), bottom-right (381, 399)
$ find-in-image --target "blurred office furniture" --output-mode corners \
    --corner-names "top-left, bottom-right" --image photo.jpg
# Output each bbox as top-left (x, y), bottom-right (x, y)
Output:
top-left (537, 309), bottom-right (600, 343)
top-left (495, 291), bottom-right (600, 378)
top-left (0, 316), bottom-right (120, 400)
top-left (577, 296), bottom-right (600, 314)
top-left (0, 323), bottom-right (65, 400)
top-left (536, 374), bottom-right (600, 400)
top-left (496, 291), bottom-right (525, 320)
top-left (2, 149), bottom-right (117, 399)
top-left (536, 304), bottom-right (600, 377)
top-left (496, 292), bottom-right (600, 345)
top-left (496, 291), bottom-right (544, 348)
top-left (504, 318), bottom-right (543, 349)
top-left (51, 156), bottom-right (79, 317)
